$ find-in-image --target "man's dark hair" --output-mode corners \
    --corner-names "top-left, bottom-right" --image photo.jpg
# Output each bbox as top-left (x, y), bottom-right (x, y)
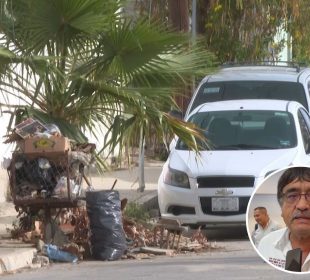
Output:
top-left (277, 167), bottom-right (310, 204)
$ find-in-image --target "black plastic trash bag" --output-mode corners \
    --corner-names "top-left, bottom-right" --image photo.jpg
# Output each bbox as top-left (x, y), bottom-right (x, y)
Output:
top-left (86, 190), bottom-right (126, 261)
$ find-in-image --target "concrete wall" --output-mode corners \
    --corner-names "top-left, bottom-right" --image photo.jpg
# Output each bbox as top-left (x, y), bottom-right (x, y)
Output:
top-left (0, 113), bottom-right (11, 202)
top-left (0, 168), bottom-right (8, 202)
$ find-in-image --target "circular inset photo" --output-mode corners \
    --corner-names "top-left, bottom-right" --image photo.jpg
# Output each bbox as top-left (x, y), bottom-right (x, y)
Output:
top-left (247, 166), bottom-right (310, 274)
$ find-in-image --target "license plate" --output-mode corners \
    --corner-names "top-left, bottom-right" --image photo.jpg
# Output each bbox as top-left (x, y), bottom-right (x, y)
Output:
top-left (211, 197), bottom-right (239, 211)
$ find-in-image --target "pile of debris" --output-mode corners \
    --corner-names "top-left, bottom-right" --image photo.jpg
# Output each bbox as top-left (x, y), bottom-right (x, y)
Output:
top-left (4, 117), bottom-right (218, 266)
top-left (122, 209), bottom-right (217, 259)
top-left (8, 198), bottom-right (218, 265)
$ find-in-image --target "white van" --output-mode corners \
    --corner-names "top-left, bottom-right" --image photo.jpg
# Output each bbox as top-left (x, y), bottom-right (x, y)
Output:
top-left (186, 64), bottom-right (310, 117)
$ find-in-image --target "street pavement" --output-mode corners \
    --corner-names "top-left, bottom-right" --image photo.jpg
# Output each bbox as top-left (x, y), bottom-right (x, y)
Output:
top-left (2, 243), bottom-right (308, 280)
top-left (0, 159), bottom-right (163, 274)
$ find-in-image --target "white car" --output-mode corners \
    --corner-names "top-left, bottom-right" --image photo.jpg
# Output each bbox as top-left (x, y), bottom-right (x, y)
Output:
top-left (158, 99), bottom-right (310, 228)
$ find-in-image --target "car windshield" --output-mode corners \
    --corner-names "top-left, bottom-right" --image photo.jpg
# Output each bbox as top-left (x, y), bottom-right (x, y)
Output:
top-left (190, 81), bottom-right (307, 114)
top-left (176, 110), bottom-right (297, 151)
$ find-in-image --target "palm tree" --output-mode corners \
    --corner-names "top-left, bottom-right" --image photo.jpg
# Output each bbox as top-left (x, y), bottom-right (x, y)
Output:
top-left (0, 0), bottom-right (215, 177)
top-left (0, 0), bottom-right (121, 144)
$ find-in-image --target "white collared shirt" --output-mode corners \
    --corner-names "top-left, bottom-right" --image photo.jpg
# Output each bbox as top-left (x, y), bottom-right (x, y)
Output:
top-left (258, 228), bottom-right (310, 272)
top-left (252, 219), bottom-right (280, 247)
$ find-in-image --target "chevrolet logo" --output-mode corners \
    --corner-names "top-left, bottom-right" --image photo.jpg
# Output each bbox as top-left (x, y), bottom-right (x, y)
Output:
top-left (215, 188), bottom-right (234, 196)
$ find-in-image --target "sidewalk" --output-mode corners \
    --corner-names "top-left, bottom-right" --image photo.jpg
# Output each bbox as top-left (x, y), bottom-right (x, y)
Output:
top-left (90, 159), bottom-right (163, 209)
top-left (0, 202), bottom-right (37, 274)
top-left (0, 160), bottom-right (164, 274)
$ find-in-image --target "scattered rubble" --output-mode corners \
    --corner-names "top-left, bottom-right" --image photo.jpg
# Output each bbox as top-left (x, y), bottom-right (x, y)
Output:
top-left (6, 199), bottom-right (220, 268)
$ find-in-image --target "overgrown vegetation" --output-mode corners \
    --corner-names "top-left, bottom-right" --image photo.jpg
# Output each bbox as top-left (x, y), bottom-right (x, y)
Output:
top-left (123, 202), bottom-right (150, 223)
top-left (135, 0), bottom-right (310, 63)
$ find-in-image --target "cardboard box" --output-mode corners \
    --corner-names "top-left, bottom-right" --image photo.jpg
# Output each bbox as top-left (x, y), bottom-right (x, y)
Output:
top-left (22, 136), bottom-right (71, 153)
top-left (14, 118), bottom-right (48, 139)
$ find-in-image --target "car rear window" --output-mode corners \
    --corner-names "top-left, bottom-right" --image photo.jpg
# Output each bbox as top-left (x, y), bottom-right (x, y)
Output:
top-left (190, 81), bottom-right (307, 113)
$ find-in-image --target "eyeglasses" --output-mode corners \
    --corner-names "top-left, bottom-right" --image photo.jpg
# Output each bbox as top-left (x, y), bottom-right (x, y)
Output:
top-left (281, 192), bottom-right (310, 204)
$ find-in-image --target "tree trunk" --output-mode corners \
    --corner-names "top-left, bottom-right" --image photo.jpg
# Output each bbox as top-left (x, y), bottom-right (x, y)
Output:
top-left (168, 0), bottom-right (189, 32)
top-left (197, 0), bottom-right (211, 34)
top-left (137, 125), bottom-right (145, 192)
top-left (168, 0), bottom-right (190, 112)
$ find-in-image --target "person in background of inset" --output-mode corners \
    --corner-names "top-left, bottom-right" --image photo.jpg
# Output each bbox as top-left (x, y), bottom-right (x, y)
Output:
top-left (258, 167), bottom-right (310, 272)
top-left (251, 206), bottom-right (280, 247)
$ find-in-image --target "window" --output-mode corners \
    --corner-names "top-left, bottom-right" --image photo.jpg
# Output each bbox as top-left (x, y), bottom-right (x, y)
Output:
top-left (177, 110), bottom-right (297, 151)
top-left (190, 81), bottom-right (307, 114)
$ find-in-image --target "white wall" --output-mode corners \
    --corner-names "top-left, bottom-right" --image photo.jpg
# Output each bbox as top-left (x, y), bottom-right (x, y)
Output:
top-left (0, 114), bottom-right (14, 160)
top-left (0, 113), bottom-right (14, 202)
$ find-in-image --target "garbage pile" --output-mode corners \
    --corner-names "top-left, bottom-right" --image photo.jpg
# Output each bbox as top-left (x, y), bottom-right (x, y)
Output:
top-left (4, 118), bottom-right (216, 267)
top-left (4, 118), bottom-right (95, 203)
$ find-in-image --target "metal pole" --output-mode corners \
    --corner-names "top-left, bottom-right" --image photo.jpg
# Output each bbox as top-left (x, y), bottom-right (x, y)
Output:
top-left (192, 0), bottom-right (197, 43)
top-left (191, 0), bottom-right (197, 108)
top-left (149, 0), bottom-right (152, 23)
top-left (287, 31), bottom-right (292, 62)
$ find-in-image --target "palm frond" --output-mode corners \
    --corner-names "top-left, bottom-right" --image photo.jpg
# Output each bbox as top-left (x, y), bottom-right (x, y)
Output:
top-left (0, 0), bottom-right (120, 54)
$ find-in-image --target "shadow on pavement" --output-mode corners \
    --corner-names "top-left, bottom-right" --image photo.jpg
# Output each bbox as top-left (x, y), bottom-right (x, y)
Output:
top-left (202, 226), bottom-right (249, 241)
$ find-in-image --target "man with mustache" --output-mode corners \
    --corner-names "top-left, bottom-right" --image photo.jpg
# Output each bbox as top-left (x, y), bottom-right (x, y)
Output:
top-left (258, 167), bottom-right (310, 272)
top-left (252, 206), bottom-right (280, 247)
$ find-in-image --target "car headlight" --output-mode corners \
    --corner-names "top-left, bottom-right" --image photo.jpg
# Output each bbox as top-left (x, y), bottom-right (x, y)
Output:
top-left (163, 167), bottom-right (190, 189)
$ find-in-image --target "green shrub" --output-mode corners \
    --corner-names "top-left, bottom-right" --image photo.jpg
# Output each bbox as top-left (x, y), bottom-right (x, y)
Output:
top-left (123, 202), bottom-right (150, 223)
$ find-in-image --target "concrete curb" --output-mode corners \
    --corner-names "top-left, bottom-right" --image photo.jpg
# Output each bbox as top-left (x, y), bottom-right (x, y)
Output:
top-left (118, 190), bottom-right (159, 215)
top-left (0, 246), bottom-right (36, 274)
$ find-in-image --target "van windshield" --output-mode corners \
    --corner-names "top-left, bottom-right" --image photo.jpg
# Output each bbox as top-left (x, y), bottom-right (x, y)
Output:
top-left (190, 81), bottom-right (307, 114)
top-left (176, 110), bottom-right (297, 151)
